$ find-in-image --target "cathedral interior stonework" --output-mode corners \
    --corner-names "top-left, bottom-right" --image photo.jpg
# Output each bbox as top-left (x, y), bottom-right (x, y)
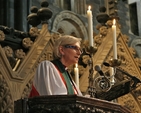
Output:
top-left (0, 0), bottom-right (141, 113)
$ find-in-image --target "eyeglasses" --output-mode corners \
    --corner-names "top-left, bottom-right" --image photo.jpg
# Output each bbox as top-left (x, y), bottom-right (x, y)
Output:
top-left (63, 45), bottom-right (83, 53)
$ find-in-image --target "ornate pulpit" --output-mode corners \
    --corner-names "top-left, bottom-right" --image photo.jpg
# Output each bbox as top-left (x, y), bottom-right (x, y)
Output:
top-left (14, 95), bottom-right (131, 113)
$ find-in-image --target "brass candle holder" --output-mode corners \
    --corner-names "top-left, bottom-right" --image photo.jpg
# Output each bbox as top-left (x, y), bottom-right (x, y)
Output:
top-left (85, 46), bottom-right (97, 55)
top-left (109, 58), bottom-right (121, 67)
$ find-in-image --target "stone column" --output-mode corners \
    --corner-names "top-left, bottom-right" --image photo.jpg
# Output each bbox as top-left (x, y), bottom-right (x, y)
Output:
top-left (81, 0), bottom-right (86, 15)
top-left (14, 0), bottom-right (28, 31)
top-left (0, 0), bottom-right (10, 26)
top-left (75, 0), bottom-right (86, 15)
top-left (137, 1), bottom-right (141, 36)
top-left (60, 0), bottom-right (64, 9)
top-left (9, 0), bottom-right (14, 28)
top-left (71, 0), bottom-right (75, 12)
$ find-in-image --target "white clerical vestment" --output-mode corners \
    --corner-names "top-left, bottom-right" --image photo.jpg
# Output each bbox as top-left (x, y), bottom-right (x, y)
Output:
top-left (29, 60), bottom-right (82, 97)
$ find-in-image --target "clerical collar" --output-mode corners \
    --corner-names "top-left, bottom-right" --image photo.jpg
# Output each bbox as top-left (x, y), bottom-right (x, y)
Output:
top-left (51, 59), bottom-right (67, 72)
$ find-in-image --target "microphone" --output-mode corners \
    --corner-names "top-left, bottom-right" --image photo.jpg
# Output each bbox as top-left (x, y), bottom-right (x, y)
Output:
top-left (95, 65), bottom-right (104, 76)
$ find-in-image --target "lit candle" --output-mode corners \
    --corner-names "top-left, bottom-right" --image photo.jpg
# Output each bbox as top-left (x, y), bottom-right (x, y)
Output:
top-left (110, 67), bottom-right (115, 85)
top-left (112, 19), bottom-right (117, 59)
top-left (87, 6), bottom-right (94, 47)
top-left (74, 63), bottom-right (79, 88)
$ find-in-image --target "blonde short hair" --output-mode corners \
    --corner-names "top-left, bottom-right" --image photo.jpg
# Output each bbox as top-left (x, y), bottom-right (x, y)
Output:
top-left (53, 35), bottom-right (82, 59)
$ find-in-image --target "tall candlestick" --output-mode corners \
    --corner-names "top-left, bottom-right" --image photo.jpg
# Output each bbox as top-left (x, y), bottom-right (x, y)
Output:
top-left (112, 19), bottom-right (117, 59)
top-left (74, 63), bottom-right (79, 88)
top-left (87, 6), bottom-right (94, 47)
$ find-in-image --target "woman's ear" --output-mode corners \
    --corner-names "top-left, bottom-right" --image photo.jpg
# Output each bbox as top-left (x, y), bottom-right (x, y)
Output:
top-left (59, 46), bottom-right (65, 56)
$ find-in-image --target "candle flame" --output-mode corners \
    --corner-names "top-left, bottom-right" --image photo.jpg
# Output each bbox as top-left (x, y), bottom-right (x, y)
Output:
top-left (75, 63), bottom-right (78, 68)
top-left (88, 6), bottom-right (91, 10)
top-left (113, 19), bottom-right (116, 25)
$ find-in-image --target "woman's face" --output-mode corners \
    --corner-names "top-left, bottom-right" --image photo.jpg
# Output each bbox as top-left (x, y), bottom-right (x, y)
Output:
top-left (59, 42), bottom-right (82, 66)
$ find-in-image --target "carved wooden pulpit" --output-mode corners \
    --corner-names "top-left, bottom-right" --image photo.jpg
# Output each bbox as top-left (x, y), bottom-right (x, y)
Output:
top-left (14, 95), bottom-right (131, 113)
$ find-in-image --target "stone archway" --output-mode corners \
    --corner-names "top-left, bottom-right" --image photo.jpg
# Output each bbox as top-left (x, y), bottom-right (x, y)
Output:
top-left (51, 10), bottom-right (88, 40)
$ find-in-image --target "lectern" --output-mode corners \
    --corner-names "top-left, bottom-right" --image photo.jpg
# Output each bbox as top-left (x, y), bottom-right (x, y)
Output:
top-left (14, 95), bottom-right (131, 113)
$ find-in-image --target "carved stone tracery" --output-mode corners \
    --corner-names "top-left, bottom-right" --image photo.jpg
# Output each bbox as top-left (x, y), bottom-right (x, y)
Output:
top-left (0, 30), bottom-right (5, 41)
top-left (0, 72), bottom-right (13, 113)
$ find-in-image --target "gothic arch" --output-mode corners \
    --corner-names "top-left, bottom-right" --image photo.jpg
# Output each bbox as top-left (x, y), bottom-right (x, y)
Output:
top-left (51, 10), bottom-right (88, 40)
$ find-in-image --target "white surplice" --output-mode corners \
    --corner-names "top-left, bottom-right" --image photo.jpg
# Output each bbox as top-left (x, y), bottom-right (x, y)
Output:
top-left (32, 60), bottom-right (82, 96)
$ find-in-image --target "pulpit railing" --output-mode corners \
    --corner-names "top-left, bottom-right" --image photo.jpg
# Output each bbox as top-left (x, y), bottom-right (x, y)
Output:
top-left (14, 95), bottom-right (131, 113)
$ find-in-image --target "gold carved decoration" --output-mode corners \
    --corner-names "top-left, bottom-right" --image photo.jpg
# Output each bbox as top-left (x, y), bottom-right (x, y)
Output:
top-left (0, 72), bottom-right (13, 113)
